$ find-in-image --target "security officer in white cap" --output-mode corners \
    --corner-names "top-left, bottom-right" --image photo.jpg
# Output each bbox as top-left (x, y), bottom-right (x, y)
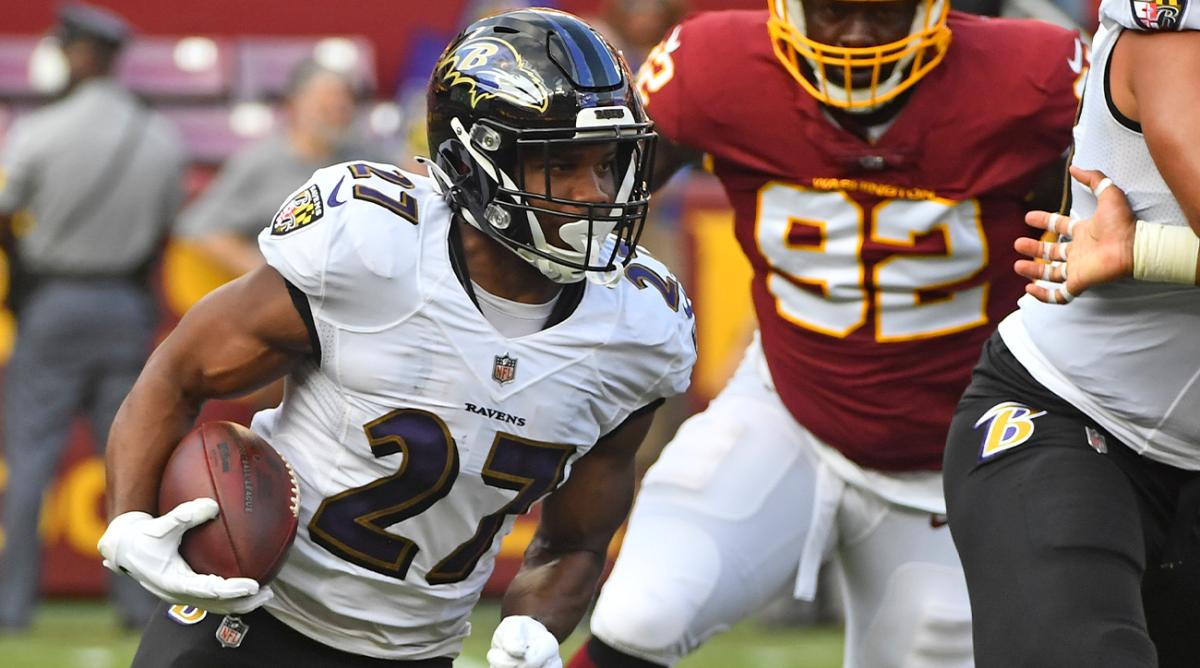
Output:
top-left (0, 2), bottom-right (185, 632)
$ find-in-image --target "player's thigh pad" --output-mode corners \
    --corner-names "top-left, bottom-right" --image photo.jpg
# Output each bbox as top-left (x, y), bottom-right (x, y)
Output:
top-left (837, 492), bottom-right (972, 668)
top-left (590, 383), bottom-right (826, 664)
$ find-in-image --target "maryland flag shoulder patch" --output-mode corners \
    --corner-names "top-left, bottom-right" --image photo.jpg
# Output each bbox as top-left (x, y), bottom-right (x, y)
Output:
top-left (271, 184), bottom-right (324, 236)
top-left (1129, 0), bottom-right (1189, 29)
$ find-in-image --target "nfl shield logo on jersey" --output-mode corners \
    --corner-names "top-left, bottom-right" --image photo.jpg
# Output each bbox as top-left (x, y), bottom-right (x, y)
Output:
top-left (215, 615), bottom-right (249, 648)
top-left (493, 354), bottom-right (518, 385)
top-left (1085, 426), bottom-right (1109, 454)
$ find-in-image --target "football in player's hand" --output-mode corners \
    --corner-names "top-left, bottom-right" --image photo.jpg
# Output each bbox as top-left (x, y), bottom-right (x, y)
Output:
top-left (158, 421), bottom-right (299, 584)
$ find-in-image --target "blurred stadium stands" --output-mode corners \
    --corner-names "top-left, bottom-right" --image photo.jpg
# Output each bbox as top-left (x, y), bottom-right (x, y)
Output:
top-left (0, 34), bottom-right (382, 172)
top-left (121, 36), bottom-right (237, 101)
top-left (0, 0), bottom-right (1096, 166)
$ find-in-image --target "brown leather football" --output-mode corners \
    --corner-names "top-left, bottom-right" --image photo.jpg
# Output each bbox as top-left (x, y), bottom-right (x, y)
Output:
top-left (158, 421), bottom-right (299, 584)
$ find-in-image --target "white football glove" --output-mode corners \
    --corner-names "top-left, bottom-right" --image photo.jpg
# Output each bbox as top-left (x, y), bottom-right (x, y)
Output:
top-left (97, 497), bottom-right (273, 615)
top-left (488, 616), bottom-right (562, 668)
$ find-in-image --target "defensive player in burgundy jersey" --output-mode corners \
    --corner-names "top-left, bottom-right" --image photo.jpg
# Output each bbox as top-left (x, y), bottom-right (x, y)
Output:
top-left (569, 1), bottom-right (1083, 667)
top-left (96, 10), bottom-right (694, 668)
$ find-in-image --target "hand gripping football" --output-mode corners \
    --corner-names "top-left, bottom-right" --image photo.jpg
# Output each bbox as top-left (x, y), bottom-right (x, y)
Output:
top-left (158, 421), bottom-right (299, 584)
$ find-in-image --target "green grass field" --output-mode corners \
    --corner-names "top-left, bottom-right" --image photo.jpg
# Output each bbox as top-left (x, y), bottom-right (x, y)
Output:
top-left (0, 600), bottom-right (844, 668)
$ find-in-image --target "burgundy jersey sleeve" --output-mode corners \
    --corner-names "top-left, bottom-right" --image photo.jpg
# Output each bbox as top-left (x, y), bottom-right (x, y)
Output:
top-left (634, 12), bottom-right (744, 151)
top-left (1018, 22), bottom-right (1088, 171)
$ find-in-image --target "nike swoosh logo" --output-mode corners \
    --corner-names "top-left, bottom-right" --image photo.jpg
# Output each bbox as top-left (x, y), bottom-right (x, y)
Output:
top-left (1066, 39), bottom-right (1083, 74)
top-left (327, 176), bottom-right (346, 207)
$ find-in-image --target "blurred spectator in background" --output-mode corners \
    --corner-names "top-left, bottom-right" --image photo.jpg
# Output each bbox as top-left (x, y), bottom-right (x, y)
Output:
top-left (176, 60), bottom-right (380, 277)
top-left (0, 2), bottom-right (185, 632)
top-left (389, 0), bottom-right (545, 173)
top-left (591, 0), bottom-right (688, 65)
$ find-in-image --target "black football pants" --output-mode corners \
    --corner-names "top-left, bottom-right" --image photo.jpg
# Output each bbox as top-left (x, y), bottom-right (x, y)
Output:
top-left (132, 602), bottom-right (453, 668)
top-left (944, 334), bottom-right (1200, 668)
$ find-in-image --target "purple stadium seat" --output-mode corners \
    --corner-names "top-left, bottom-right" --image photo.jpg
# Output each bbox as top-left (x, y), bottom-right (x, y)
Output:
top-left (162, 103), bottom-right (276, 166)
top-left (234, 36), bottom-right (376, 100)
top-left (117, 36), bottom-right (235, 102)
top-left (0, 34), bottom-right (235, 103)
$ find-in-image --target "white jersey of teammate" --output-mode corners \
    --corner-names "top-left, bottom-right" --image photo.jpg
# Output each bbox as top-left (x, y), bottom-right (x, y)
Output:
top-left (249, 161), bottom-right (695, 660)
top-left (1000, 21), bottom-right (1200, 469)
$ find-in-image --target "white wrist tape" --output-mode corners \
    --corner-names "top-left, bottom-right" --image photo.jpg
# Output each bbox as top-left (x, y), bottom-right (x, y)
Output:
top-left (1133, 220), bottom-right (1200, 284)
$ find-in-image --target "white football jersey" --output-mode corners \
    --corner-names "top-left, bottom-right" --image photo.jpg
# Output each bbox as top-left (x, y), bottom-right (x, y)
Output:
top-left (1001, 24), bottom-right (1200, 470)
top-left (251, 161), bottom-right (696, 659)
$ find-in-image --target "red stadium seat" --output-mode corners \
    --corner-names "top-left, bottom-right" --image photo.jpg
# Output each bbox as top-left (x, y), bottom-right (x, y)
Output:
top-left (234, 36), bottom-right (376, 100)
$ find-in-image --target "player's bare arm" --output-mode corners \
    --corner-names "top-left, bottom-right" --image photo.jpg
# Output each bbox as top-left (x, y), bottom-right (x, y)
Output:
top-left (1015, 31), bottom-right (1200, 302)
top-left (99, 264), bottom-right (311, 614)
top-left (106, 264), bottom-right (312, 517)
top-left (500, 405), bottom-right (658, 639)
top-left (1121, 31), bottom-right (1200, 231)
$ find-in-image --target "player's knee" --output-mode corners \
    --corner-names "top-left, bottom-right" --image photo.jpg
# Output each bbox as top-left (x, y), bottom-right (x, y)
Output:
top-left (591, 580), bottom-right (698, 663)
top-left (590, 520), bottom-right (722, 663)
top-left (853, 564), bottom-right (973, 668)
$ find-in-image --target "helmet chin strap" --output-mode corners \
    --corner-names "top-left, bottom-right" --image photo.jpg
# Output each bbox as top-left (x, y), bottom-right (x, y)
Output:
top-left (419, 155), bottom-right (455, 196)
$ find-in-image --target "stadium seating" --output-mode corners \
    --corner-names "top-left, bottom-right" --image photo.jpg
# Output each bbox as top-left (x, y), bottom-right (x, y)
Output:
top-left (234, 36), bottom-right (377, 101)
top-left (0, 34), bottom-right (384, 167)
top-left (160, 102), bottom-right (276, 166)
top-left (117, 36), bottom-right (236, 103)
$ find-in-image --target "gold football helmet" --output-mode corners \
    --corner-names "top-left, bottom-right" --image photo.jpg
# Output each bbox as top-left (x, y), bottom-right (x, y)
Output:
top-left (768, 0), bottom-right (951, 111)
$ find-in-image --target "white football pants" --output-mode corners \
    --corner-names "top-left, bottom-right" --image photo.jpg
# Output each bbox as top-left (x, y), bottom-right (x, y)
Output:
top-left (590, 337), bottom-right (973, 667)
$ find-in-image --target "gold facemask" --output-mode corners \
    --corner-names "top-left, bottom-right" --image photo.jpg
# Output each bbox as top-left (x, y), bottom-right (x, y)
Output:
top-left (767, 0), bottom-right (951, 111)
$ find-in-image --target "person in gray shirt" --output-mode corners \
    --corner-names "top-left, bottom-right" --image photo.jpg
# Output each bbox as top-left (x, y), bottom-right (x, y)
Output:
top-left (176, 60), bottom-right (382, 276)
top-left (0, 2), bottom-right (185, 632)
